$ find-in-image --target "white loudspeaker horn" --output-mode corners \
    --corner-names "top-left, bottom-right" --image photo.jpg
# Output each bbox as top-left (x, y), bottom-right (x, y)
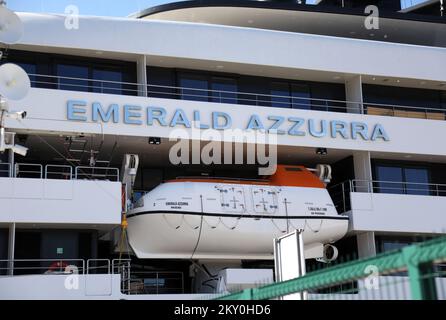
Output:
top-left (0, 63), bottom-right (30, 100)
top-left (0, 6), bottom-right (24, 45)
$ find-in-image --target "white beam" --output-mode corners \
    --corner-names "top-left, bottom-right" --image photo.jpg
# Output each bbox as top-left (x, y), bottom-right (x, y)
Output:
top-left (136, 55), bottom-right (147, 97)
top-left (345, 75), bottom-right (363, 114)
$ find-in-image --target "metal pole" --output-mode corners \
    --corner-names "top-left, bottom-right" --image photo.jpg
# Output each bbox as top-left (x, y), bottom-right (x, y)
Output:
top-left (156, 273), bottom-right (159, 295)
top-left (8, 148), bottom-right (14, 177)
top-left (296, 230), bottom-right (307, 300)
top-left (403, 246), bottom-right (438, 300)
top-left (273, 239), bottom-right (282, 283)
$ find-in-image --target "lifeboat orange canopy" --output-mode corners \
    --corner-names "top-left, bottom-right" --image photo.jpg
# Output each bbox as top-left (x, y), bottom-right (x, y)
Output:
top-left (166, 165), bottom-right (325, 189)
top-left (268, 165), bottom-right (325, 188)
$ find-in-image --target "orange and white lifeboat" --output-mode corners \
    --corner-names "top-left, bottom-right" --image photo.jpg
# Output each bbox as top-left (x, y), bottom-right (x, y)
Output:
top-left (127, 165), bottom-right (348, 260)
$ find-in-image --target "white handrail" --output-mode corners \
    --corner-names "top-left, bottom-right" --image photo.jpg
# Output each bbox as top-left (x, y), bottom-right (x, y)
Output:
top-left (75, 166), bottom-right (119, 181)
top-left (27, 73), bottom-right (446, 114)
top-left (44, 164), bottom-right (72, 179)
top-left (14, 163), bottom-right (43, 179)
top-left (0, 163), bottom-right (11, 177)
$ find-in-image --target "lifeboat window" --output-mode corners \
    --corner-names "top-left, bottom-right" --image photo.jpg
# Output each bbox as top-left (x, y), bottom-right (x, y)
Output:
top-left (252, 187), bottom-right (278, 214)
top-left (219, 186), bottom-right (246, 213)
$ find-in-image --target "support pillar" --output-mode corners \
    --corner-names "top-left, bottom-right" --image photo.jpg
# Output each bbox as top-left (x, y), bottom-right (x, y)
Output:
top-left (345, 75), bottom-right (364, 114)
top-left (353, 151), bottom-right (375, 259)
top-left (352, 151), bottom-right (373, 193)
top-left (356, 232), bottom-right (376, 258)
top-left (8, 148), bottom-right (14, 177)
top-left (7, 222), bottom-right (15, 276)
top-left (136, 55), bottom-right (148, 97)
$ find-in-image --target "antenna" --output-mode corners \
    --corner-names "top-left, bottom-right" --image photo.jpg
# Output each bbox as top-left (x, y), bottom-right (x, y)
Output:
top-left (0, 6), bottom-right (28, 157)
top-left (0, 63), bottom-right (30, 101)
top-left (0, 5), bottom-right (24, 45)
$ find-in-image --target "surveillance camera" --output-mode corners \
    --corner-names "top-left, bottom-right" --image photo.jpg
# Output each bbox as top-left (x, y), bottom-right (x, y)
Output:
top-left (6, 111), bottom-right (27, 120)
top-left (12, 144), bottom-right (28, 156)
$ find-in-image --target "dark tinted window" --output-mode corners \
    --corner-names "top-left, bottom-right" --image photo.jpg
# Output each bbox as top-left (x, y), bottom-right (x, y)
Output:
top-left (92, 69), bottom-right (123, 94)
top-left (179, 74), bottom-right (208, 102)
top-left (147, 67), bottom-right (176, 99)
top-left (211, 77), bottom-right (237, 104)
top-left (376, 166), bottom-right (404, 194)
top-left (270, 82), bottom-right (291, 108)
top-left (291, 84), bottom-right (311, 110)
top-left (404, 168), bottom-right (430, 195)
top-left (375, 164), bottom-right (430, 195)
top-left (16, 62), bottom-right (37, 85)
top-left (363, 84), bottom-right (444, 110)
top-left (56, 64), bottom-right (89, 92)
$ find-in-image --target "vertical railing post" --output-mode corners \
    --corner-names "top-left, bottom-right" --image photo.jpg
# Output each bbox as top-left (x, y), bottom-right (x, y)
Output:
top-left (156, 273), bottom-right (159, 295)
top-left (7, 223), bottom-right (15, 276)
top-left (402, 245), bottom-right (438, 300)
top-left (341, 182), bottom-right (346, 213)
top-left (239, 288), bottom-right (253, 300)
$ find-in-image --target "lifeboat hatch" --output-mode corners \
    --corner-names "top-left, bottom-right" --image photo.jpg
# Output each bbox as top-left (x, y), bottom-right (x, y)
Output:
top-left (218, 185), bottom-right (246, 213)
top-left (252, 187), bottom-right (278, 214)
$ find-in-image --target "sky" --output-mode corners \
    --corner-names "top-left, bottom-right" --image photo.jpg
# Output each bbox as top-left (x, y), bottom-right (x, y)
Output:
top-left (7, 0), bottom-right (176, 17)
top-left (7, 0), bottom-right (430, 18)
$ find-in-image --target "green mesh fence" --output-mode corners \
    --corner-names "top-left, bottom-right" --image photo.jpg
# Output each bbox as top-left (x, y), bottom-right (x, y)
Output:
top-left (212, 236), bottom-right (446, 300)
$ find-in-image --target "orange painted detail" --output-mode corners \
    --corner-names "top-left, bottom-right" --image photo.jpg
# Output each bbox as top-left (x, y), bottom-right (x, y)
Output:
top-left (165, 165), bottom-right (325, 188)
top-left (269, 165), bottom-right (325, 188)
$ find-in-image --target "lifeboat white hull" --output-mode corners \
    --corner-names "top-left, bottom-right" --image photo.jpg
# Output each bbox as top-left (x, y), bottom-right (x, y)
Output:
top-left (127, 181), bottom-right (349, 260)
top-left (127, 213), bottom-right (348, 259)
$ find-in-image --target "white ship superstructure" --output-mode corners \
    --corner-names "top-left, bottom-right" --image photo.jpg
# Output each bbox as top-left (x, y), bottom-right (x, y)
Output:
top-left (0, 0), bottom-right (445, 299)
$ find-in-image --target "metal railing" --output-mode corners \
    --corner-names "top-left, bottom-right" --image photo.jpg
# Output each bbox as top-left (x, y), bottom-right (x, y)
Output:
top-left (328, 181), bottom-right (352, 213)
top-left (123, 271), bottom-right (185, 295)
top-left (112, 259), bottom-right (131, 293)
top-left (27, 73), bottom-right (446, 120)
top-left (213, 236), bottom-right (446, 300)
top-left (86, 259), bottom-right (110, 274)
top-left (0, 258), bottom-right (189, 296)
top-left (0, 258), bottom-right (130, 277)
top-left (44, 164), bottom-right (72, 180)
top-left (14, 163), bottom-right (43, 179)
top-left (75, 166), bottom-right (119, 181)
top-left (351, 179), bottom-right (446, 196)
top-left (0, 163), bottom-right (11, 177)
top-left (29, 73), bottom-right (143, 96)
top-left (0, 259), bottom-right (85, 276)
top-left (328, 179), bottom-right (446, 213)
top-left (0, 163), bottom-right (120, 182)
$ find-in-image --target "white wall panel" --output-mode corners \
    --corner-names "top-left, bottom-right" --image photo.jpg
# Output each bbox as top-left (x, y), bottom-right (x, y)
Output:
top-left (7, 88), bottom-right (446, 156)
top-left (0, 178), bottom-right (121, 225)
top-left (17, 13), bottom-right (446, 82)
top-left (349, 192), bottom-right (446, 233)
